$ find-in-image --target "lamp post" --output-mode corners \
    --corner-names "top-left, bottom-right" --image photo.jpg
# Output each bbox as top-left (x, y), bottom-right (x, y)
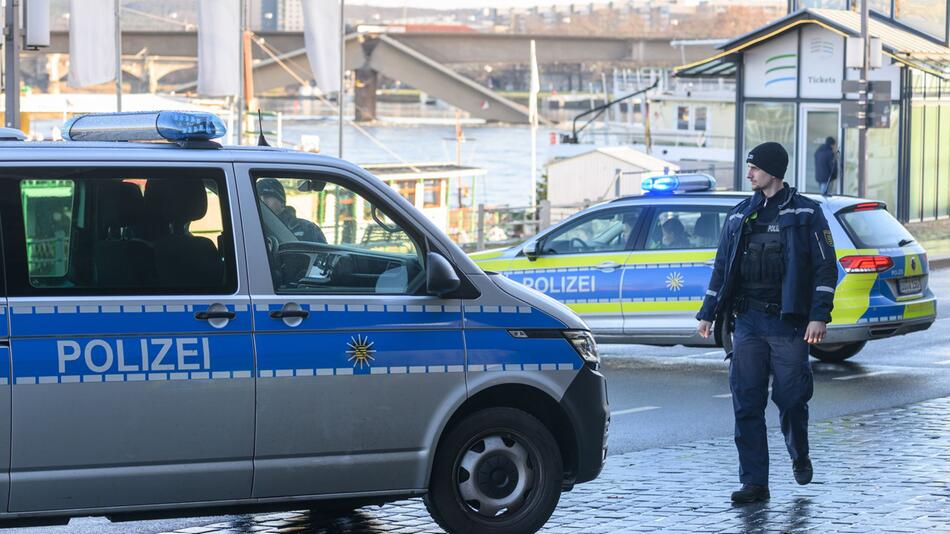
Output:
top-left (857, 0), bottom-right (869, 198)
top-left (4, 0), bottom-right (21, 129)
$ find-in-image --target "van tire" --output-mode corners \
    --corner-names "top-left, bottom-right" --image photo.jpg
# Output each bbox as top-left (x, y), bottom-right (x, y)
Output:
top-left (810, 341), bottom-right (866, 362)
top-left (424, 407), bottom-right (563, 534)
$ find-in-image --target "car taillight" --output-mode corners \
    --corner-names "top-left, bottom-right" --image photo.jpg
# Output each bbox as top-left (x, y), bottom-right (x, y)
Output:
top-left (852, 202), bottom-right (884, 212)
top-left (839, 255), bottom-right (893, 273)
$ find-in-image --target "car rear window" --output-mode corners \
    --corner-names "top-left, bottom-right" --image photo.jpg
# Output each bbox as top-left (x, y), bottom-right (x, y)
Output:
top-left (836, 207), bottom-right (915, 249)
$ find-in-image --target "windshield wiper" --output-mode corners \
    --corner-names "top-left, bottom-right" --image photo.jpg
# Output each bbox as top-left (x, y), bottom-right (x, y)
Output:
top-left (898, 238), bottom-right (915, 247)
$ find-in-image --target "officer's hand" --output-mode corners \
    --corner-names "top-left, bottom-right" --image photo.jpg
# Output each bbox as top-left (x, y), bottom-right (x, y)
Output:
top-left (804, 321), bottom-right (827, 344)
top-left (698, 320), bottom-right (713, 338)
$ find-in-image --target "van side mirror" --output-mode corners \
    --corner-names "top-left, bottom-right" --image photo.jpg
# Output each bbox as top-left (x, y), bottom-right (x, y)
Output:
top-left (426, 252), bottom-right (461, 296)
top-left (524, 240), bottom-right (542, 261)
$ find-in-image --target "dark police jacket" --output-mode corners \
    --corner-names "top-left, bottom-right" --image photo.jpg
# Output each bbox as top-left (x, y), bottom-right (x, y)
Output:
top-left (815, 143), bottom-right (838, 184)
top-left (696, 185), bottom-right (838, 324)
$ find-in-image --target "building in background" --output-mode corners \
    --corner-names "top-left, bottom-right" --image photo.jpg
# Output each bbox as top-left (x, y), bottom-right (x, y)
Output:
top-left (545, 147), bottom-right (678, 211)
top-left (677, 5), bottom-right (950, 223)
top-left (277, 0), bottom-right (304, 31)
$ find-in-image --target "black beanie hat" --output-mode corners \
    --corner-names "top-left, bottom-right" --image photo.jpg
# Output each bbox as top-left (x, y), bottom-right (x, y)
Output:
top-left (746, 142), bottom-right (789, 179)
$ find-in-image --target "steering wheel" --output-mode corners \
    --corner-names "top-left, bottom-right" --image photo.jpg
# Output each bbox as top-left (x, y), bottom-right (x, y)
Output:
top-left (570, 237), bottom-right (589, 251)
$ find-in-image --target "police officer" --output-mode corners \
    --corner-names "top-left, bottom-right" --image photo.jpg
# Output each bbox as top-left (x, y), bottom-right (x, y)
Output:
top-left (257, 178), bottom-right (327, 243)
top-left (696, 142), bottom-right (838, 504)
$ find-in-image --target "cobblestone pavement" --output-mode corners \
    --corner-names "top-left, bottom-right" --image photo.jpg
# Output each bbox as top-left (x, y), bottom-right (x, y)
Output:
top-left (166, 397), bottom-right (950, 533)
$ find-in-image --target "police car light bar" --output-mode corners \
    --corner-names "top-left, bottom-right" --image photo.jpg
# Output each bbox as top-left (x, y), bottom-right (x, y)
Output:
top-left (641, 173), bottom-right (716, 194)
top-left (63, 111), bottom-right (227, 142)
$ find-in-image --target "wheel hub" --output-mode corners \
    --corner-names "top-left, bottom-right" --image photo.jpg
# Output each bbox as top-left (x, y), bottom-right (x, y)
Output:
top-left (477, 454), bottom-right (520, 499)
top-left (456, 434), bottom-right (535, 518)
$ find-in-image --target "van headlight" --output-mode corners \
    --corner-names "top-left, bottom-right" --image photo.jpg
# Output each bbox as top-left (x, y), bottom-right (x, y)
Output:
top-left (563, 330), bottom-right (599, 369)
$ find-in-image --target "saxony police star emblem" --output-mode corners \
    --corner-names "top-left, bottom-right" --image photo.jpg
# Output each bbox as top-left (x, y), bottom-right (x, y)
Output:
top-left (665, 272), bottom-right (684, 291)
top-left (346, 335), bottom-right (376, 370)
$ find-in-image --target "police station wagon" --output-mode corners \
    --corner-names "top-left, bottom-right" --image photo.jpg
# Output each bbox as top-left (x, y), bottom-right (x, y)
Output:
top-left (472, 174), bottom-right (937, 362)
top-left (0, 112), bottom-right (608, 534)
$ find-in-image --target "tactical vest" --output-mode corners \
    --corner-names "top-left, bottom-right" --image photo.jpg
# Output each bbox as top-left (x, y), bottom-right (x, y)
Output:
top-left (738, 211), bottom-right (784, 303)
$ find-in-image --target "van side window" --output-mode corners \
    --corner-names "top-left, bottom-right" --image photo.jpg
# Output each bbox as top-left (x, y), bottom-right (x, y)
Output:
top-left (13, 168), bottom-right (236, 295)
top-left (21, 180), bottom-right (73, 278)
top-left (253, 175), bottom-right (425, 295)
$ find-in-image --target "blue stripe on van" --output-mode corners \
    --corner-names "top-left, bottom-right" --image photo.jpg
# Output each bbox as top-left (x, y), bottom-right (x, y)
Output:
top-left (255, 329), bottom-right (465, 376)
top-left (7, 304), bottom-right (252, 337)
top-left (465, 329), bottom-right (581, 370)
top-left (252, 303), bottom-right (462, 332)
top-left (10, 334), bottom-right (254, 384)
top-left (463, 306), bottom-right (564, 329)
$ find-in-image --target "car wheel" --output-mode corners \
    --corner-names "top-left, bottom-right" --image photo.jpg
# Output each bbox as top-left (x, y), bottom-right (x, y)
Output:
top-left (809, 341), bottom-right (866, 362)
top-left (424, 407), bottom-right (563, 534)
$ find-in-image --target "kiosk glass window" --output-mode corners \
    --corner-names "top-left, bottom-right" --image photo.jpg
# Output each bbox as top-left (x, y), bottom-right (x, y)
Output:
top-left (895, 0), bottom-right (947, 41)
top-left (743, 102), bottom-right (796, 191)
top-left (802, 107), bottom-right (839, 194)
top-left (844, 105), bottom-right (900, 216)
top-left (940, 103), bottom-right (950, 218)
top-left (909, 103), bottom-right (924, 220)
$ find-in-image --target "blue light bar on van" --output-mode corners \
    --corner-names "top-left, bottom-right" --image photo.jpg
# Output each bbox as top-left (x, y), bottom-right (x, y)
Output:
top-left (641, 173), bottom-right (716, 195)
top-left (63, 111), bottom-right (227, 142)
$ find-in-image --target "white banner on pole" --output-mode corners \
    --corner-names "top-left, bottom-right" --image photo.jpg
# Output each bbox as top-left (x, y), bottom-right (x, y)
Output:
top-left (529, 39), bottom-right (540, 208)
top-left (68, 0), bottom-right (116, 88)
top-left (198, 0), bottom-right (240, 97)
top-left (302, 0), bottom-right (342, 94)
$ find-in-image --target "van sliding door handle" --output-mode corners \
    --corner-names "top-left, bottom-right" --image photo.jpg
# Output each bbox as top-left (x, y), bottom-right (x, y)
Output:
top-left (195, 310), bottom-right (236, 320)
top-left (595, 261), bottom-right (620, 271)
top-left (270, 310), bottom-right (310, 319)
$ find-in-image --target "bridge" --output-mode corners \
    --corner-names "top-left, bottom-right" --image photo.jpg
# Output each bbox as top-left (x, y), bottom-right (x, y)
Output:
top-left (40, 31), bottom-right (717, 123)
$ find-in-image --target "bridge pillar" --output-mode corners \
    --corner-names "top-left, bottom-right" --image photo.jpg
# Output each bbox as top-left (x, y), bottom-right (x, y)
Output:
top-left (146, 57), bottom-right (158, 94)
top-left (47, 53), bottom-right (63, 93)
top-left (354, 67), bottom-right (378, 122)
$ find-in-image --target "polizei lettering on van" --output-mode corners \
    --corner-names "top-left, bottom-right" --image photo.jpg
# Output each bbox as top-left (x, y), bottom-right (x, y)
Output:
top-left (57, 337), bottom-right (212, 375)
top-left (520, 274), bottom-right (596, 294)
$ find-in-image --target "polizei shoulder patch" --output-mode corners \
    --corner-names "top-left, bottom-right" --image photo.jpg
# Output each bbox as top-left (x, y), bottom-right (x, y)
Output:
top-left (823, 229), bottom-right (834, 247)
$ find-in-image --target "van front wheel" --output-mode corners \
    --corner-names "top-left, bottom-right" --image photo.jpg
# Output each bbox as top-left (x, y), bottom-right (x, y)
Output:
top-left (424, 407), bottom-right (563, 534)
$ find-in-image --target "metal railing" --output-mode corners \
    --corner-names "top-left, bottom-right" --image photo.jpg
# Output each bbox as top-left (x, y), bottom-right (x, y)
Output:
top-left (459, 165), bottom-right (737, 252)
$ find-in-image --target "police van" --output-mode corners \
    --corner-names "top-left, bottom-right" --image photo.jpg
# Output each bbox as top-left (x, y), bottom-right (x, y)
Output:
top-left (0, 111), bottom-right (607, 533)
top-left (472, 174), bottom-right (937, 362)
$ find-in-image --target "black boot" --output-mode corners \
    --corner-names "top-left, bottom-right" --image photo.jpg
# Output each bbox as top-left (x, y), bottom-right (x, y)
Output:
top-left (793, 457), bottom-right (813, 485)
top-left (731, 484), bottom-right (770, 504)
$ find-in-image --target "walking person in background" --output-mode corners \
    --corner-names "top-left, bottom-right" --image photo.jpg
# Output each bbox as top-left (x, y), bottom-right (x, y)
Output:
top-left (696, 142), bottom-right (838, 504)
top-left (815, 137), bottom-right (838, 196)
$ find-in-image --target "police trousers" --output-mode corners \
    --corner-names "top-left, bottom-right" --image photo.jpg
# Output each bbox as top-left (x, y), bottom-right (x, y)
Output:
top-left (730, 309), bottom-right (814, 486)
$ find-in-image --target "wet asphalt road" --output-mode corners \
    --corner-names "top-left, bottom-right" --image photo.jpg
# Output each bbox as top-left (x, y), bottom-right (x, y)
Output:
top-left (6, 268), bottom-right (949, 533)
top-left (602, 266), bottom-right (950, 455)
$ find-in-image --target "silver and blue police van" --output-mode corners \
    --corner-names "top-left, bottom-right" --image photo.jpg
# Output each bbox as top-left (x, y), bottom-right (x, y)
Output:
top-left (0, 112), bottom-right (607, 534)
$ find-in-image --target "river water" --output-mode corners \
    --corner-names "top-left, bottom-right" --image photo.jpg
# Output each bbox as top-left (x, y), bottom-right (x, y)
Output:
top-left (277, 119), bottom-right (555, 208)
top-left (260, 97), bottom-right (596, 208)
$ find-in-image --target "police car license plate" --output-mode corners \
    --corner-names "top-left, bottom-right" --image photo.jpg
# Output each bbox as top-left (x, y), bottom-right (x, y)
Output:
top-left (898, 277), bottom-right (922, 295)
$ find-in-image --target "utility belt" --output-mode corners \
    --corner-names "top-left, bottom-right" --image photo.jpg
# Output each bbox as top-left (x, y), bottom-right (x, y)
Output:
top-left (734, 296), bottom-right (780, 316)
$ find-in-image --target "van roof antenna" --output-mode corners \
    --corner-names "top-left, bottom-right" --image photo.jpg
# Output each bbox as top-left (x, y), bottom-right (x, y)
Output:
top-left (256, 109), bottom-right (271, 147)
